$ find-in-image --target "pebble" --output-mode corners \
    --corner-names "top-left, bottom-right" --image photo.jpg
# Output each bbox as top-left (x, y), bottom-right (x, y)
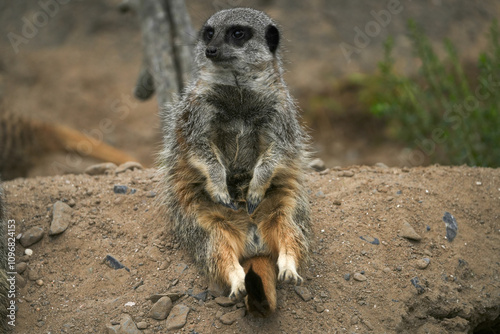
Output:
top-left (315, 190), bottom-right (325, 198)
top-left (400, 222), bottom-right (422, 241)
top-left (49, 201), bottom-right (72, 236)
top-left (118, 314), bottom-right (141, 334)
top-left (315, 304), bottom-right (325, 313)
top-left (294, 286), bottom-right (312, 301)
top-left (220, 308), bottom-right (246, 325)
top-left (148, 296), bottom-right (173, 320)
top-left (344, 273), bottom-right (351, 281)
top-left (24, 249), bottom-right (33, 256)
top-left (215, 296), bottom-right (236, 307)
top-left (353, 273), bottom-right (367, 282)
top-left (332, 200), bottom-right (342, 206)
top-left (309, 158), bottom-right (326, 172)
top-left (20, 227), bottom-right (44, 247)
top-left (36, 279), bottom-right (44, 286)
top-left (340, 170), bottom-right (354, 177)
top-left (113, 185), bottom-right (129, 194)
top-left (136, 321), bottom-right (148, 329)
top-left (115, 161), bottom-right (143, 174)
top-left (16, 262), bottom-right (28, 274)
top-left (147, 292), bottom-right (183, 303)
top-left (410, 277), bottom-right (425, 294)
top-left (165, 304), bottom-right (190, 330)
top-left (84, 162), bottom-right (117, 176)
top-left (28, 269), bottom-right (40, 281)
top-left (104, 255), bottom-right (130, 272)
top-left (443, 211), bottom-right (458, 242)
top-left (416, 258), bottom-right (430, 269)
top-left (146, 191), bottom-right (157, 198)
top-left (359, 235), bottom-right (380, 245)
top-left (193, 291), bottom-right (208, 302)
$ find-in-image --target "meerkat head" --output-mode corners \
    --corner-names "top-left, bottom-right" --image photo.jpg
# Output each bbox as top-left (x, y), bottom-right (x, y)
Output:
top-left (195, 8), bottom-right (280, 76)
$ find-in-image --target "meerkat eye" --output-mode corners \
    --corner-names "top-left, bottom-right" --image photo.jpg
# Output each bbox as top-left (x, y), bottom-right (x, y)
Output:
top-left (204, 27), bottom-right (214, 41)
top-left (232, 29), bottom-right (245, 39)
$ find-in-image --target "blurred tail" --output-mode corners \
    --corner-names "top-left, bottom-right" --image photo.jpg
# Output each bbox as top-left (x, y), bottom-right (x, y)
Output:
top-left (243, 256), bottom-right (277, 317)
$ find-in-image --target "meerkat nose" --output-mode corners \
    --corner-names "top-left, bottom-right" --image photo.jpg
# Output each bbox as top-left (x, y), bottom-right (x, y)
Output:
top-left (205, 46), bottom-right (219, 59)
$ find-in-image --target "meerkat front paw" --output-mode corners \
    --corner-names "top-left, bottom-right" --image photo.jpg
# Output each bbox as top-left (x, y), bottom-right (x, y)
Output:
top-left (215, 193), bottom-right (238, 210)
top-left (277, 253), bottom-right (303, 285)
top-left (228, 267), bottom-right (247, 300)
top-left (246, 184), bottom-right (265, 214)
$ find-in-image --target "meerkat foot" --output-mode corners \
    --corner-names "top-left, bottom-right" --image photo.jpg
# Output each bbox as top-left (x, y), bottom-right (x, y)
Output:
top-left (228, 267), bottom-right (247, 300)
top-left (214, 194), bottom-right (238, 211)
top-left (277, 253), bottom-right (303, 285)
top-left (246, 192), bottom-right (263, 214)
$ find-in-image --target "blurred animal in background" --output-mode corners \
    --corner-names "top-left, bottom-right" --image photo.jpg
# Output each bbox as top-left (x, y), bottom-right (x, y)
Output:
top-left (0, 111), bottom-right (138, 180)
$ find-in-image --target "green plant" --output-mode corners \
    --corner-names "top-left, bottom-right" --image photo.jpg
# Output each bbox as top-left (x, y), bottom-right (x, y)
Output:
top-left (370, 20), bottom-right (500, 167)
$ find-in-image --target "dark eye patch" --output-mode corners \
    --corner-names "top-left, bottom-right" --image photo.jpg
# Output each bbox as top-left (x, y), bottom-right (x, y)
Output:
top-left (202, 26), bottom-right (214, 43)
top-left (225, 25), bottom-right (253, 47)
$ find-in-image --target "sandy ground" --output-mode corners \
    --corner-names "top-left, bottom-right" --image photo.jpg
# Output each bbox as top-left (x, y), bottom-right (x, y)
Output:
top-left (3, 164), bottom-right (499, 333)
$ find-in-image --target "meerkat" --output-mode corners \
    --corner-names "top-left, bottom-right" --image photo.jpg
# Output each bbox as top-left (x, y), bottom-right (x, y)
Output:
top-left (157, 8), bottom-right (311, 317)
top-left (0, 112), bottom-right (138, 179)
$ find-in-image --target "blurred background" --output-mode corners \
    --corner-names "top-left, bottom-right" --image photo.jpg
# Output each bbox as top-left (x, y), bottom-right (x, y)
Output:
top-left (1, 0), bottom-right (499, 179)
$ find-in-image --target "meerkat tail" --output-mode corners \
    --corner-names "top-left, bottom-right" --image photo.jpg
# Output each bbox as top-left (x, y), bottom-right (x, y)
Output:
top-left (47, 123), bottom-right (137, 165)
top-left (242, 256), bottom-right (277, 317)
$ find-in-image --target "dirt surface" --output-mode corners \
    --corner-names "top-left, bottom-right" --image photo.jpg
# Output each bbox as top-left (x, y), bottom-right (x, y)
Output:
top-left (3, 164), bottom-right (499, 333)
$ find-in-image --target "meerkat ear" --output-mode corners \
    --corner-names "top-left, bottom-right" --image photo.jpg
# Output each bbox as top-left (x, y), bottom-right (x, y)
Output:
top-left (265, 25), bottom-right (280, 53)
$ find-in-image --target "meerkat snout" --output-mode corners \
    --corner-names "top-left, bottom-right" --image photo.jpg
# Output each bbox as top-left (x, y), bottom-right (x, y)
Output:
top-left (205, 46), bottom-right (219, 59)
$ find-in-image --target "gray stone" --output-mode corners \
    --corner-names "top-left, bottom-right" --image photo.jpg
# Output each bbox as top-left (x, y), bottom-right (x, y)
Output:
top-left (16, 262), bottom-right (27, 274)
top-left (115, 161), bottom-right (143, 174)
top-left (136, 321), bottom-right (148, 329)
top-left (309, 158), bottom-right (326, 171)
top-left (148, 296), bottom-right (172, 320)
top-left (147, 292), bottom-right (183, 303)
top-left (400, 222), bottom-right (422, 241)
top-left (20, 226), bottom-right (44, 247)
top-left (215, 296), bottom-right (236, 307)
top-left (106, 324), bottom-right (120, 334)
top-left (416, 258), bottom-right (430, 269)
top-left (84, 162), bottom-right (117, 175)
top-left (118, 314), bottom-right (141, 334)
top-left (49, 201), bottom-right (72, 235)
top-left (294, 286), bottom-right (312, 302)
top-left (165, 304), bottom-right (190, 331)
top-left (220, 308), bottom-right (246, 325)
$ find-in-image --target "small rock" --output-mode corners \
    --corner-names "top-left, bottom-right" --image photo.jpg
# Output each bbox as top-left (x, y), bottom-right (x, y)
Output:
top-left (15, 273), bottom-right (26, 289)
top-left (359, 235), bottom-right (380, 245)
top-left (84, 162), bottom-right (117, 176)
top-left (294, 286), bottom-right (312, 301)
top-left (49, 201), bottom-right (72, 236)
top-left (344, 273), bottom-right (351, 281)
top-left (36, 279), bottom-right (44, 286)
top-left (113, 185), bottom-right (129, 194)
top-left (146, 191), bottom-right (157, 198)
top-left (149, 296), bottom-right (173, 320)
top-left (16, 262), bottom-right (28, 274)
top-left (165, 304), bottom-right (190, 331)
top-left (315, 304), bottom-right (325, 313)
top-left (410, 277), bottom-right (425, 294)
top-left (106, 324), bottom-right (120, 334)
top-left (400, 222), bottom-right (422, 241)
top-left (220, 308), bottom-right (246, 325)
top-left (115, 161), bottom-right (143, 174)
top-left (27, 269), bottom-right (40, 281)
top-left (416, 258), bottom-right (430, 269)
top-left (215, 296), bottom-right (235, 307)
top-left (375, 162), bottom-right (389, 169)
top-left (147, 292), bottom-right (183, 303)
top-left (136, 321), bottom-right (148, 330)
top-left (443, 212), bottom-right (458, 242)
top-left (104, 255), bottom-right (130, 272)
top-left (315, 190), bottom-right (325, 198)
top-left (353, 273), bottom-right (367, 282)
top-left (340, 170), bottom-right (354, 177)
top-left (351, 315), bottom-right (359, 325)
top-left (309, 158), bottom-right (326, 172)
top-left (193, 291), bottom-right (208, 302)
top-left (24, 249), bottom-right (33, 256)
top-left (20, 227), bottom-right (44, 247)
top-left (332, 200), bottom-right (342, 206)
top-left (119, 314), bottom-right (141, 334)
